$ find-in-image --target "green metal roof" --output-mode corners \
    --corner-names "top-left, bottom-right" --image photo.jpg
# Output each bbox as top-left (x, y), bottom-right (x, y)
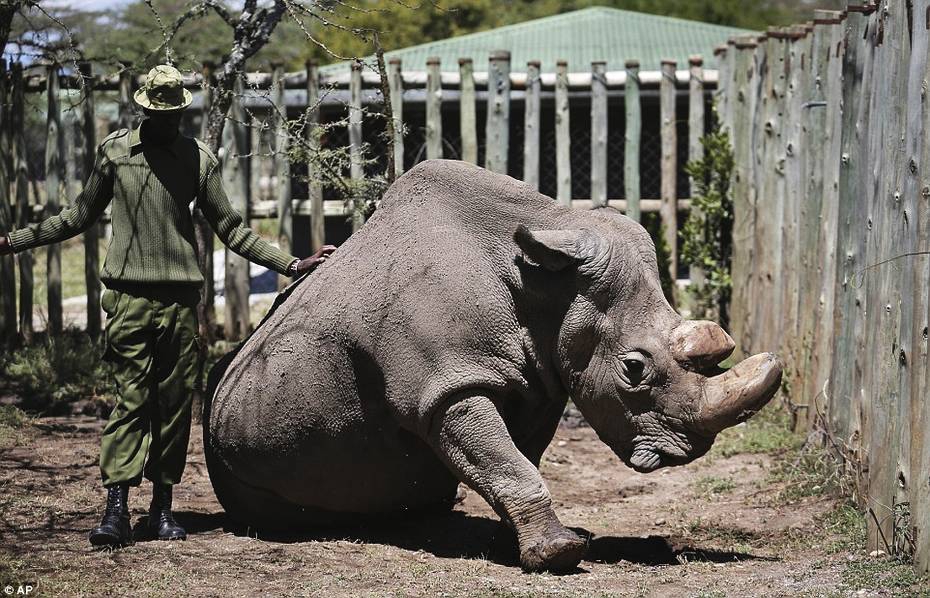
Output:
top-left (322, 6), bottom-right (752, 75)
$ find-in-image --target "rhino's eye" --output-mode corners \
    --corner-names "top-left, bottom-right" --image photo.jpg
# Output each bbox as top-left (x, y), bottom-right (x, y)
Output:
top-left (619, 351), bottom-right (652, 388)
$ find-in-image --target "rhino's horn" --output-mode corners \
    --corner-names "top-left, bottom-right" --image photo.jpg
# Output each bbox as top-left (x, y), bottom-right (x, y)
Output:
top-left (670, 320), bottom-right (736, 371)
top-left (696, 352), bottom-right (783, 435)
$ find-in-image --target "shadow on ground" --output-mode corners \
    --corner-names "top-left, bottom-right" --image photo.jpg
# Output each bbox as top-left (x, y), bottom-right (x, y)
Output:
top-left (158, 509), bottom-right (774, 571)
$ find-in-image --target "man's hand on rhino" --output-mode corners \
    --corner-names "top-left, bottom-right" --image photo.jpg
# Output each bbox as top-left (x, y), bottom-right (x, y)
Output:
top-left (293, 245), bottom-right (337, 276)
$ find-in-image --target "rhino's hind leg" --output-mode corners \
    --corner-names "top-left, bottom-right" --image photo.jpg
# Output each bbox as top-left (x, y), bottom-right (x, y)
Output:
top-left (429, 393), bottom-right (586, 572)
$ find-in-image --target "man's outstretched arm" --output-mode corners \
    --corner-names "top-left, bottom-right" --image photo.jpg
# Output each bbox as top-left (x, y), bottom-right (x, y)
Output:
top-left (0, 145), bottom-right (115, 256)
top-left (199, 162), bottom-right (335, 276)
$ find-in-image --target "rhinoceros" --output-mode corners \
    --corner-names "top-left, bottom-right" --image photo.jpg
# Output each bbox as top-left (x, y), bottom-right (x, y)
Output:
top-left (203, 160), bottom-right (782, 572)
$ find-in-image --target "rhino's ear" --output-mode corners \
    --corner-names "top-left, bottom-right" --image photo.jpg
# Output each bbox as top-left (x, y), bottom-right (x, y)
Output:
top-left (514, 225), bottom-right (603, 272)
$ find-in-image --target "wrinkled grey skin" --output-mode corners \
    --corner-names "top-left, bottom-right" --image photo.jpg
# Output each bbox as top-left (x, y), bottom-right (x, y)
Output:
top-left (204, 160), bottom-right (782, 572)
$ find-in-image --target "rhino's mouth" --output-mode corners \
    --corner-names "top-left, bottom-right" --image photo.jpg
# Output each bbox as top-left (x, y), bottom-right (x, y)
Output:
top-left (629, 448), bottom-right (662, 472)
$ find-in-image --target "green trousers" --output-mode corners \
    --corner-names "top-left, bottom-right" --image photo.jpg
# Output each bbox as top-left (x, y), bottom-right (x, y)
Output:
top-left (99, 284), bottom-right (201, 487)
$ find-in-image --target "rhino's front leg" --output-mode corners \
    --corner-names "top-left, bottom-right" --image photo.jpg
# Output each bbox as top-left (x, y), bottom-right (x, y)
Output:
top-left (428, 393), bottom-right (586, 572)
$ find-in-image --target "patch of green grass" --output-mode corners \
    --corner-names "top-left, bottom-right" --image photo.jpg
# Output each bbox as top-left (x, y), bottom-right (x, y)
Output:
top-left (766, 442), bottom-right (855, 506)
top-left (709, 403), bottom-right (802, 458)
top-left (693, 475), bottom-right (736, 497)
top-left (0, 405), bottom-right (32, 449)
top-left (840, 556), bottom-right (929, 597)
top-left (0, 329), bottom-right (115, 414)
top-left (820, 503), bottom-right (867, 554)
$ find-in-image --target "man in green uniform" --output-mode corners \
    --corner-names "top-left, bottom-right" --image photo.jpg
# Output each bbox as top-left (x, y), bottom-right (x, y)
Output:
top-left (0, 65), bottom-right (335, 547)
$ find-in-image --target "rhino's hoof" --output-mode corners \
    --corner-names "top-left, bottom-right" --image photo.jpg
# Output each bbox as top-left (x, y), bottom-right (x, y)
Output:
top-left (519, 529), bottom-right (587, 573)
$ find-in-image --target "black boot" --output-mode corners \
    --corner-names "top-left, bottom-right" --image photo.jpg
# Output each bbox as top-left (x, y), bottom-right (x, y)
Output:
top-left (148, 484), bottom-right (186, 540)
top-left (89, 484), bottom-right (131, 548)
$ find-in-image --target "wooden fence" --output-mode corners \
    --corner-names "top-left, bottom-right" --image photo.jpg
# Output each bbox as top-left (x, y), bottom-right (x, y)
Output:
top-left (717, 2), bottom-right (930, 573)
top-left (0, 52), bottom-right (716, 343)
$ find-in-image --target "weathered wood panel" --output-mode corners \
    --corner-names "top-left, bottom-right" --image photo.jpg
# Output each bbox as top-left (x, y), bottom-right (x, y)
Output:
top-left (523, 61), bottom-right (541, 191)
top-left (272, 62), bottom-right (291, 289)
top-left (45, 65), bottom-right (63, 336)
top-left (624, 60), bottom-right (642, 222)
top-left (387, 58), bottom-right (405, 177)
top-left (0, 60), bottom-right (16, 343)
top-left (222, 75), bottom-right (251, 342)
top-left (426, 57), bottom-right (443, 160)
top-left (687, 55), bottom-right (706, 289)
top-left (349, 61), bottom-right (364, 232)
top-left (485, 51), bottom-right (511, 175)
top-left (590, 61), bottom-right (607, 208)
top-left (79, 62), bottom-right (101, 340)
top-left (555, 60), bottom-right (571, 206)
top-left (306, 60), bottom-right (325, 251)
top-left (720, 1), bottom-right (930, 573)
top-left (659, 59), bottom-right (678, 283)
top-left (11, 63), bottom-right (32, 341)
top-left (458, 58), bottom-right (477, 165)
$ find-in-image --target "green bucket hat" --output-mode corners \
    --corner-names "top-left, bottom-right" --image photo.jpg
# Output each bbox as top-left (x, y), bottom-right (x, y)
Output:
top-left (133, 64), bottom-right (193, 111)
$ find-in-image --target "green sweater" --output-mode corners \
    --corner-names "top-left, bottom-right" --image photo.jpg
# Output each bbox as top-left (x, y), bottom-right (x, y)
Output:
top-left (8, 126), bottom-right (297, 285)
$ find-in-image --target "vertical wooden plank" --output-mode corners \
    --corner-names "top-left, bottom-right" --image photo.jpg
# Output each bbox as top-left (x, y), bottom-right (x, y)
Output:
top-left (912, 0), bottom-right (930, 571)
top-left (776, 28), bottom-right (810, 417)
top-left (660, 59), bottom-right (678, 285)
top-left (829, 9), bottom-right (870, 447)
top-left (222, 74), bottom-right (251, 342)
top-left (523, 61), bottom-right (541, 190)
top-left (118, 66), bottom-right (134, 131)
top-left (0, 59), bottom-right (16, 343)
top-left (864, 0), bottom-right (909, 552)
top-left (728, 38), bottom-right (759, 356)
top-left (388, 58), bottom-right (404, 177)
top-left (12, 63), bottom-right (32, 342)
top-left (555, 60), bottom-right (571, 207)
top-left (485, 50), bottom-right (511, 175)
top-left (45, 65), bottom-right (63, 336)
top-left (897, 0), bottom-right (928, 563)
top-left (306, 60), bottom-right (324, 252)
top-left (590, 61), bottom-right (607, 208)
top-left (272, 63), bottom-right (291, 289)
top-left (79, 62), bottom-right (101, 340)
top-left (808, 15), bottom-right (846, 432)
top-left (688, 55), bottom-right (706, 288)
top-left (458, 58), bottom-right (477, 165)
top-left (426, 57), bottom-right (442, 160)
top-left (349, 60), bottom-right (364, 232)
top-left (795, 21), bottom-right (829, 417)
top-left (624, 59), bottom-right (642, 222)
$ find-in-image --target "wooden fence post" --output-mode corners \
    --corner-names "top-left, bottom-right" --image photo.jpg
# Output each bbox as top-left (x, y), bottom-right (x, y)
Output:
top-left (79, 62), bottom-right (101, 340)
top-left (306, 60), bottom-right (325, 251)
top-left (349, 60), bottom-right (364, 232)
top-left (222, 74), bottom-right (251, 341)
top-left (688, 55), bottom-right (706, 289)
top-left (272, 62), bottom-right (291, 289)
top-left (485, 50), bottom-right (511, 175)
top-left (624, 59), bottom-right (641, 222)
top-left (555, 60), bottom-right (571, 206)
top-left (459, 58), bottom-right (477, 164)
top-left (12, 63), bottom-right (32, 342)
top-left (388, 58), bottom-right (404, 177)
top-left (45, 65), bottom-right (63, 336)
top-left (728, 38), bottom-right (759, 354)
top-left (590, 61), bottom-right (607, 208)
top-left (909, 0), bottom-right (930, 573)
top-left (426, 57), bottom-right (442, 160)
top-left (0, 59), bottom-right (16, 343)
top-left (660, 59), bottom-right (678, 285)
top-left (523, 61), bottom-right (541, 190)
top-left (895, 0), bottom-right (929, 564)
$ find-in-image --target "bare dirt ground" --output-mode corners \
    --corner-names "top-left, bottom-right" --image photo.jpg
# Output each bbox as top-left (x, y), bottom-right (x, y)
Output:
top-left (0, 411), bottom-right (927, 597)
